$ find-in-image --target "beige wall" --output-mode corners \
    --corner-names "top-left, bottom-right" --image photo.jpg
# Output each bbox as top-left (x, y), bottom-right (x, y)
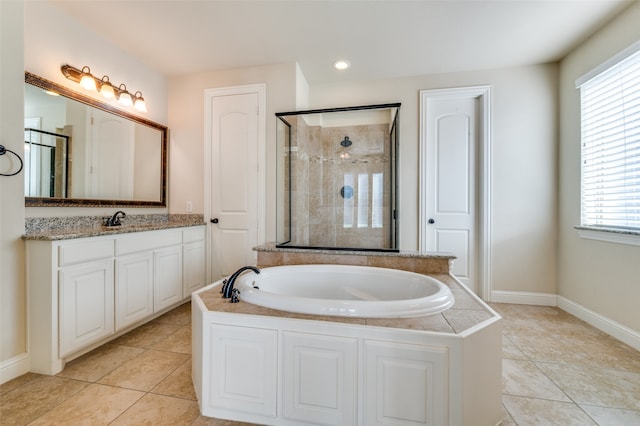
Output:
top-left (168, 62), bottom-right (559, 298)
top-left (558, 2), bottom-right (640, 333)
top-left (0, 0), bottom-right (26, 372)
top-left (23, 0), bottom-right (169, 219)
top-left (167, 62), bottom-right (298, 233)
top-left (310, 65), bottom-right (559, 296)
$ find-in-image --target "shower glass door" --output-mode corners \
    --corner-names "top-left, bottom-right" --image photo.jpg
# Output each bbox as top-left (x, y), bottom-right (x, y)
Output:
top-left (276, 103), bottom-right (400, 251)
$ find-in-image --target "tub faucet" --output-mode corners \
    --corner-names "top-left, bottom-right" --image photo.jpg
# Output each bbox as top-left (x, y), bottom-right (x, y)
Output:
top-left (105, 210), bottom-right (126, 226)
top-left (221, 266), bottom-right (261, 302)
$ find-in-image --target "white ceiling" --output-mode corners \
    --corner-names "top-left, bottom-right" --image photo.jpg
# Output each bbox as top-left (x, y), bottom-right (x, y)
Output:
top-left (48, 0), bottom-right (633, 85)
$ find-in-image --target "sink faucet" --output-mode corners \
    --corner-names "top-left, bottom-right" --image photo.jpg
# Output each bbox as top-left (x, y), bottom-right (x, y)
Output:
top-left (221, 266), bottom-right (261, 302)
top-left (105, 211), bottom-right (126, 227)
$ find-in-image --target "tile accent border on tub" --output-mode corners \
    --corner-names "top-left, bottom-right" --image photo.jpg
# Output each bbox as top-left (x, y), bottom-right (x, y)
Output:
top-left (254, 243), bottom-right (454, 275)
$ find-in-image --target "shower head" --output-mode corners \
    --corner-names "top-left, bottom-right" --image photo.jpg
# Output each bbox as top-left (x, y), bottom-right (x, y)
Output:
top-left (340, 136), bottom-right (352, 147)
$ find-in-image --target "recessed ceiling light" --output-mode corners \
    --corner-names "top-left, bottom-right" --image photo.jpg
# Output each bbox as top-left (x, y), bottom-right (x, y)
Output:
top-left (333, 60), bottom-right (351, 70)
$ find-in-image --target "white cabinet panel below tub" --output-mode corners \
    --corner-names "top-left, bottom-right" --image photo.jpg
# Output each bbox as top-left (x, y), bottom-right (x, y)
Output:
top-left (363, 340), bottom-right (448, 426)
top-left (207, 324), bottom-right (278, 418)
top-left (282, 331), bottom-right (357, 426)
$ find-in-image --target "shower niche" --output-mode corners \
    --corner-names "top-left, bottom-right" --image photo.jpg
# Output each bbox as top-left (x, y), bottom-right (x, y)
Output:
top-left (276, 103), bottom-right (400, 251)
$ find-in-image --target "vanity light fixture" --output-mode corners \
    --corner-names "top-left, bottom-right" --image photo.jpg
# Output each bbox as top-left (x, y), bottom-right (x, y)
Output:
top-left (61, 64), bottom-right (147, 112)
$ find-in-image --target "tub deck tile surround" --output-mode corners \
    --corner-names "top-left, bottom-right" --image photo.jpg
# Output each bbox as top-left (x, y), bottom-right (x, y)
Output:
top-left (199, 273), bottom-right (492, 334)
top-left (247, 243), bottom-right (491, 333)
top-left (22, 214), bottom-right (205, 240)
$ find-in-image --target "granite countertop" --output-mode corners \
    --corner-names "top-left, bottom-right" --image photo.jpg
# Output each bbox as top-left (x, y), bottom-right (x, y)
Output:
top-left (23, 214), bottom-right (205, 241)
top-left (254, 243), bottom-right (455, 260)
top-left (197, 273), bottom-right (498, 335)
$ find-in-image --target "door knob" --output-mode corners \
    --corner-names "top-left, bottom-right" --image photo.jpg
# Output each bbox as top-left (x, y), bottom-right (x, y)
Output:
top-left (211, 218), bottom-right (219, 224)
top-left (428, 218), bottom-right (435, 224)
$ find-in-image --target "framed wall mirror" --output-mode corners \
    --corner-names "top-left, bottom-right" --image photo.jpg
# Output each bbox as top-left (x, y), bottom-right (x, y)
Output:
top-left (276, 103), bottom-right (400, 252)
top-left (24, 71), bottom-right (167, 207)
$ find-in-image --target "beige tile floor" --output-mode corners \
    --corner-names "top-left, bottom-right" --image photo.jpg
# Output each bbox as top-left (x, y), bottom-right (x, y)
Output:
top-left (1, 301), bottom-right (640, 425)
top-left (492, 303), bottom-right (640, 426)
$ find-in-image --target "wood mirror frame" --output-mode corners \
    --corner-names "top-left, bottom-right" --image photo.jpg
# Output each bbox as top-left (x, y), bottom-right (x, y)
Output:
top-left (25, 71), bottom-right (167, 207)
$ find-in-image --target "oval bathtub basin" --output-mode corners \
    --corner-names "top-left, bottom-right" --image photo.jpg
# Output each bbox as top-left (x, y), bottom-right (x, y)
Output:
top-left (236, 264), bottom-right (455, 318)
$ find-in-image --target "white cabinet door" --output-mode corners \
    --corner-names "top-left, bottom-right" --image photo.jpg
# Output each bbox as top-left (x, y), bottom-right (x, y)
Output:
top-left (183, 239), bottom-right (206, 298)
top-left (207, 324), bottom-right (277, 418)
top-left (59, 259), bottom-right (114, 357)
top-left (154, 245), bottom-right (183, 312)
top-left (364, 340), bottom-right (448, 426)
top-left (282, 331), bottom-right (357, 426)
top-left (116, 252), bottom-right (154, 330)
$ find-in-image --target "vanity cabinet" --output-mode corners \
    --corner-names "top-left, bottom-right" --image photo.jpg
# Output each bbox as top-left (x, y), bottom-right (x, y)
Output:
top-left (153, 245), bottom-right (183, 311)
top-left (27, 225), bottom-right (205, 375)
top-left (116, 252), bottom-right (154, 330)
top-left (59, 259), bottom-right (115, 357)
top-left (183, 227), bottom-right (206, 298)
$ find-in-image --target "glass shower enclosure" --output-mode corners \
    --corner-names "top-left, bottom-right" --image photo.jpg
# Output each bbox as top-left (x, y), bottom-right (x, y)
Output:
top-left (276, 103), bottom-right (400, 251)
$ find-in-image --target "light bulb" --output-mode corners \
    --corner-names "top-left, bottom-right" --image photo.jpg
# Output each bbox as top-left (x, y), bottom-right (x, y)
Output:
top-left (79, 66), bottom-right (96, 91)
top-left (134, 91), bottom-right (147, 112)
top-left (117, 84), bottom-right (133, 106)
top-left (99, 76), bottom-right (115, 99)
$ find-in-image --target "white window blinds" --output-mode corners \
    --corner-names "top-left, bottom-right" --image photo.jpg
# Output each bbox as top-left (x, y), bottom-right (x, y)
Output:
top-left (579, 44), bottom-right (640, 230)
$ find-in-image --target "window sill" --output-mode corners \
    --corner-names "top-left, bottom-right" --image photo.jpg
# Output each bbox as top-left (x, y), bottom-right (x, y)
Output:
top-left (575, 226), bottom-right (640, 247)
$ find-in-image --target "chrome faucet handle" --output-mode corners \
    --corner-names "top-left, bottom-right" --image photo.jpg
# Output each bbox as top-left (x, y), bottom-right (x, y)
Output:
top-left (230, 288), bottom-right (240, 303)
top-left (220, 278), bottom-right (228, 294)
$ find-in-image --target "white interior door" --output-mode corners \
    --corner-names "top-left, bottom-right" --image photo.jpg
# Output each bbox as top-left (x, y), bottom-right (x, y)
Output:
top-left (89, 109), bottom-right (134, 199)
top-left (421, 92), bottom-right (480, 291)
top-left (205, 85), bottom-right (266, 282)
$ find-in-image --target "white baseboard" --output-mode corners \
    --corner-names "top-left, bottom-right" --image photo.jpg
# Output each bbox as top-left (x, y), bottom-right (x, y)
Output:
top-left (557, 296), bottom-right (640, 352)
top-left (490, 290), bottom-right (558, 306)
top-left (489, 290), bottom-right (640, 351)
top-left (0, 353), bottom-right (29, 385)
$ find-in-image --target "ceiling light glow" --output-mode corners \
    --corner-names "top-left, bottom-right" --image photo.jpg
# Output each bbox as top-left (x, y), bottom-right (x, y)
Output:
top-left (333, 60), bottom-right (351, 70)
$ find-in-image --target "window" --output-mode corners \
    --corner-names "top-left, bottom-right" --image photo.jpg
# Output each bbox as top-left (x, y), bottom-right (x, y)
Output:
top-left (577, 42), bottom-right (640, 231)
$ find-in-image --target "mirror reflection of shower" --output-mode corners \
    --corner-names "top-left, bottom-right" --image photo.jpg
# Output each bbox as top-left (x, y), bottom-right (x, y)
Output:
top-left (276, 104), bottom-right (400, 252)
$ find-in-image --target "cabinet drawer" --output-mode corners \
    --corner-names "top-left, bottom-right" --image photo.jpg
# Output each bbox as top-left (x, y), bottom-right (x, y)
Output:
top-left (59, 238), bottom-right (114, 267)
top-left (116, 229), bottom-right (182, 255)
top-left (183, 226), bottom-right (205, 243)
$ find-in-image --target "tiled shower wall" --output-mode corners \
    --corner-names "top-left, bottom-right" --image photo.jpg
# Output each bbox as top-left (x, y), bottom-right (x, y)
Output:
top-left (286, 116), bottom-right (391, 248)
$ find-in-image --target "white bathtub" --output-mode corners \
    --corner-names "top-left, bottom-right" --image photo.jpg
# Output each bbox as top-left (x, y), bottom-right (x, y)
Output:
top-left (235, 264), bottom-right (454, 318)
